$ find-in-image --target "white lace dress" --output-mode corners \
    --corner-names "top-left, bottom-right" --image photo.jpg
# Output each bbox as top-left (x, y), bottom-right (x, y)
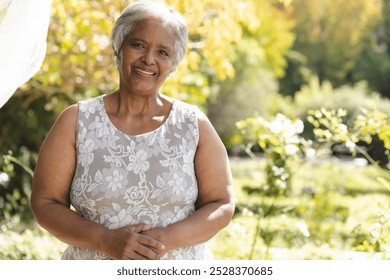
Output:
top-left (61, 94), bottom-right (210, 260)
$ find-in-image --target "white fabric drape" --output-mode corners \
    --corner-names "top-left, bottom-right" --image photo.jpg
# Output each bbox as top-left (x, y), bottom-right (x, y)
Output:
top-left (0, 0), bottom-right (52, 108)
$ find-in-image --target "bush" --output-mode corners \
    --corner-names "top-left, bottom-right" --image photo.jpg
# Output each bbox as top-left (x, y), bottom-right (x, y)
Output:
top-left (0, 216), bottom-right (65, 260)
top-left (211, 158), bottom-right (390, 260)
top-left (292, 76), bottom-right (390, 137)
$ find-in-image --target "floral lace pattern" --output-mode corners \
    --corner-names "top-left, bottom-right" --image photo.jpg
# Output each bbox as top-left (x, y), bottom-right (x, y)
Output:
top-left (61, 95), bottom-right (209, 260)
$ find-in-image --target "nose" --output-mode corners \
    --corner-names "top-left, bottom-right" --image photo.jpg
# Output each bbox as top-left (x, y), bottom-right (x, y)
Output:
top-left (141, 50), bottom-right (155, 65)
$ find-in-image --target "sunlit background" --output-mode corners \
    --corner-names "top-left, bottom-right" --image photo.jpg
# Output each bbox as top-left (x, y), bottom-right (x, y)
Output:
top-left (0, 0), bottom-right (389, 259)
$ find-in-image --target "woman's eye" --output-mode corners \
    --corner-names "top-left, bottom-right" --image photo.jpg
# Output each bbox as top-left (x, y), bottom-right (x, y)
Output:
top-left (133, 43), bottom-right (144, 48)
top-left (159, 50), bottom-right (169, 56)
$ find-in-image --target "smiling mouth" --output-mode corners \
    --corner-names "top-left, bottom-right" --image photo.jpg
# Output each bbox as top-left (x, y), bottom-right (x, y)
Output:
top-left (134, 67), bottom-right (156, 76)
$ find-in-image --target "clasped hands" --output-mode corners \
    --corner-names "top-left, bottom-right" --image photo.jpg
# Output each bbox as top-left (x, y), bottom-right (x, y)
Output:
top-left (102, 224), bottom-right (168, 260)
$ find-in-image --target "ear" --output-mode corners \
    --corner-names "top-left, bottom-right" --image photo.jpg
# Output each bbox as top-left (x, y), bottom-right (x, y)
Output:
top-left (115, 50), bottom-right (122, 69)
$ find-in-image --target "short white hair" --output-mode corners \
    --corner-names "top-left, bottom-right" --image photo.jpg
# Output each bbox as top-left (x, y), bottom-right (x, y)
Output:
top-left (111, 0), bottom-right (188, 72)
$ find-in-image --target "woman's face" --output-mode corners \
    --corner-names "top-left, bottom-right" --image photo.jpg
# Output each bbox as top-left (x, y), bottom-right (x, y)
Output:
top-left (118, 17), bottom-right (175, 96)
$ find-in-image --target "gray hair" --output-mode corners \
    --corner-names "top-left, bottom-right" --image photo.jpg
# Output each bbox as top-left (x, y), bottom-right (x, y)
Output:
top-left (111, 0), bottom-right (188, 72)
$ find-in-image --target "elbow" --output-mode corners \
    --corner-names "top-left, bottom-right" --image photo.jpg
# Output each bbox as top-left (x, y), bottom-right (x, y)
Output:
top-left (218, 197), bottom-right (235, 229)
top-left (30, 193), bottom-right (45, 227)
top-left (226, 185), bottom-right (236, 220)
top-left (29, 190), bottom-right (67, 229)
top-left (225, 199), bottom-right (235, 226)
top-left (30, 191), bottom-right (39, 218)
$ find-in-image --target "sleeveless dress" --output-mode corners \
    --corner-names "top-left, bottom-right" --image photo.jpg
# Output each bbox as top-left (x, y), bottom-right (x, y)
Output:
top-left (61, 94), bottom-right (210, 260)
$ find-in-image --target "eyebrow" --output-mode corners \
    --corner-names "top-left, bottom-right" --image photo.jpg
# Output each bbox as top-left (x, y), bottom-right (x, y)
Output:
top-left (127, 37), bottom-right (173, 51)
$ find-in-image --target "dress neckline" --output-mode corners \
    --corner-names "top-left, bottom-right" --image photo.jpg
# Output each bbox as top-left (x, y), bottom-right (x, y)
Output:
top-left (98, 94), bottom-right (175, 138)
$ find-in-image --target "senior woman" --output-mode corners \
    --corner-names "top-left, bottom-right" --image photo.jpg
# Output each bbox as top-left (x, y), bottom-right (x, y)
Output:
top-left (30, 0), bottom-right (234, 260)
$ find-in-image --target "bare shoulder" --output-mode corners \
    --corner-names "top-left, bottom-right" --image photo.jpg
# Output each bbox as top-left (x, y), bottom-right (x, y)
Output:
top-left (194, 108), bottom-right (229, 169)
top-left (45, 104), bottom-right (78, 142)
top-left (61, 103), bottom-right (78, 119)
top-left (195, 109), bottom-right (224, 147)
top-left (36, 104), bottom-right (79, 165)
top-left (54, 104), bottom-right (78, 132)
top-left (195, 108), bottom-right (210, 131)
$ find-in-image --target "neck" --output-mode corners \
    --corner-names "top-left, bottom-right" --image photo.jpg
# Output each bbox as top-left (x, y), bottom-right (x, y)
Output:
top-left (113, 90), bottom-right (163, 117)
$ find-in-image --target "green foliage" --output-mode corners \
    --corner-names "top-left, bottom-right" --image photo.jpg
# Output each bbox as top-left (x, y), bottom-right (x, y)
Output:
top-left (354, 108), bottom-right (390, 152)
top-left (235, 104), bottom-right (390, 259)
top-left (351, 37), bottom-right (390, 100)
top-left (0, 94), bottom-right (57, 221)
top-left (1, 159), bottom-right (389, 260)
top-left (284, 0), bottom-right (382, 87)
top-left (350, 198), bottom-right (390, 253)
top-left (293, 76), bottom-right (390, 119)
top-left (1, 0), bottom-right (390, 261)
top-left (291, 77), bottom-right (390, 166)
top-left (278, 50), bottom-right (311, 96)
top-left (0, 153), bottom-right (34, 220)
top-left (350, 0), bottom-right (390, 99)
top-left (0, 217), bottom-right (66, 260)
top-left (384, 0), bottom-right (390, 56)
top-left (198, 0), bottom-right (295, 151)
top-left (211, 159), bottom-right (390, 260)
top-left (237, 114), bottom-right (307, 196)
top-left (307, 106), bottom-right (390, 168)
top-left (206, 67), bottom-right (283, 152)
top-left (280, 0), bottom-right (390, 100)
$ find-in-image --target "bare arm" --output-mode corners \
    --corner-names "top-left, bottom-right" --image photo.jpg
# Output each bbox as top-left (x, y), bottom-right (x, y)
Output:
top-left (144, 109), bottom-right (235, 252)
top-left (30, 105), bottom-right (164, 259)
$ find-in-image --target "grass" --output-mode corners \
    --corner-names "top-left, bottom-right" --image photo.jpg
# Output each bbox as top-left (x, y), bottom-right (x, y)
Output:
top-left (0, 217), bottom-right (66, 260)
top-left (1, 157), bottom-right (389, 260)
top-left (210, 157), bottom-right (390, 260)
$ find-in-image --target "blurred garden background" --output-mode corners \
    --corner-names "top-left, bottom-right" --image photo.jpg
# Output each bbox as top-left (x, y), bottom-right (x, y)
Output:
top-left (1, 0), bottom-right (390, 259)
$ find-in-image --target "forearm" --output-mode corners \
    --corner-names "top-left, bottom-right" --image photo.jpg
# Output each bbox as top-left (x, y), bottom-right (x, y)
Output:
top-left (146, 200), bottom-right (234, 251)
top-left (32, 200), bottom-right (107, 253)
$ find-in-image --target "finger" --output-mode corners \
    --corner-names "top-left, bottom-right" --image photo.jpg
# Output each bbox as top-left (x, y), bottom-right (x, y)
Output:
top-left (122, 248), bottom-right (149, 260)
top-left (125, 224), bottom-right (151, 233)
top-left (127, 250), bottom-right (149, 260)
top-left (139, 235), bottom-right (165, 251)
top-left (122, 240), bottom-right (160, 260)
top-left (134, 243), bottom-right (161, 260)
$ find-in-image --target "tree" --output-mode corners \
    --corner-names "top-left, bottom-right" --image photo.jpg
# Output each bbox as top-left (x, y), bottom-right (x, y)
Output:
top-left (281, 0), bottom-right (382, 95)
top-left (347, 0), bottom-right (390, 99)
top-left (383, 0), bottom-right (390, 56)
top-left (204, 0), bottom-right (295, 151)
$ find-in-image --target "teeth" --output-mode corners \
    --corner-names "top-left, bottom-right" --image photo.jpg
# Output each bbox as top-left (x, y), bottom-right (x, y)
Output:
top-left (135, 68), bottom-right (155, 75)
